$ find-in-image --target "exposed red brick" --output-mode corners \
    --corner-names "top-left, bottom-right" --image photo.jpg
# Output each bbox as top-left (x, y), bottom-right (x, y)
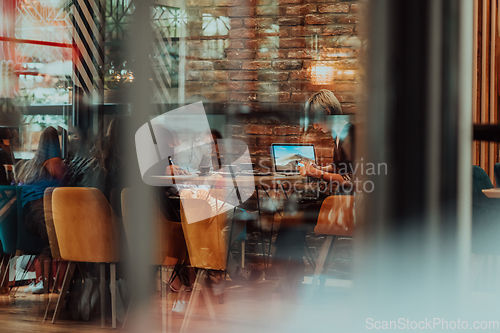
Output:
top-left (231, 92), bottom-right (259, 102)
top-left (228, 28), bottom-right (257, 39)
top-left (214, 0), bottom-right (255, 6)
top-left (244, 18), bottom-right (274, 28)
top-left (228, 124), bottom-right (244, 134)
top-left (228, 6), bottom-right (255, 17)
top-left (242, 60), bottom-right (272, 70)
top-left (185, 82), bottom-right (210, 92)
top-left (341, 104), bottom-right (356, 114)
top-left (213, 81), bottom-right (242, 91)
top-left (187, 0), bottom-right (214, 5)
top-left (256, 136), bottom-right (277, 146)
top-left (277, 16), bottom-right (304, 25)
top-left (315, 147), bottom-right (334, 158)
top-left (272, 60), bottom-right (303, 70)
top-left (255, 6), bottom-right (277, 16)
top-left (186, 60), bottom-right (214, 70)
top-left (322, 26), bottom-right (354, 36)
top-left (256, 26), bottom-right (280, 37)
top-left (260, 92), bottom-right (291, 102)
top-left (334, 93), bottom-right (356, 103)
top-left (226, 50), bottom-right (256, 59)
top-left (285, 4), bottom-right (317, 15)
top-left (256, 50), bottom-right (287, 59)
top-left (198, 92), bottom-right (229, 102)
top-left (186, 71), bottom-right (201, 81)
top-left (290, 69), bottom-right (309, 80)
top-left (274, 125), bottom-right (301, 135)
top-left (285, 136), bottom-right (302, 143)
top-left (214, 60), bottom-right (242, 70)
top-left (287, 50), bottom-right (312, 59)
top-left (247, 124), bottom-right (273, 135)
top-left (227, 40), bottom-right (245, 49)
top-left (291, 92), bottom-right (310, 103)
top-left (249, 146), bottom-right (270, 156)
top-left (244, 39), bottom-right (259, 49)
top-left (334, 82), bottom-right (356, 92)
top-left (242, 81), bottom-right (260, 91)
top-left (229, 71), bottom-right (259, 81)
top-left (258, 71), bottom-right (290, 81)
top-left (279, 37), bottom-right (307, 48)
top-left (201, 7), bottom-right (228, 16)
top-left (303, 59), bottom-right (357, 69)
top-left (337, 15), bottom-right (358, 24)
top-left (351, 3), bottom-right (359, 12)
top-left (305, 14), bottom-right (336, 25)
top-left (318, 3), bottom-right (350, 13)
top-left (279, 27), bottom-right (292, 37)
top-left (291, 25), bottom-right (323, 37)
top-left (199, 70), bottom-right (229, 81)
top-left (230, 19), bottom-right (244, 29)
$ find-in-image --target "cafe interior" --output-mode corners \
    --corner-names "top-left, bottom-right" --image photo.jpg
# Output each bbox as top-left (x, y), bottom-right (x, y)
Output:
top-left (1, 0), bottom-right (500, 332)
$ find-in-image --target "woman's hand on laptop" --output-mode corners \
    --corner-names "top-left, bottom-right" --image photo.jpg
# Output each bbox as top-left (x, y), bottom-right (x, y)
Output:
top-left (299, 163), bottom-right (323, 178)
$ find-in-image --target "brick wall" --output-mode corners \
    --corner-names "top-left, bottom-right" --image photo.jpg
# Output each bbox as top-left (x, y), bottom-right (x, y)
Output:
top-left (185, 0), bottom-right (359, 167)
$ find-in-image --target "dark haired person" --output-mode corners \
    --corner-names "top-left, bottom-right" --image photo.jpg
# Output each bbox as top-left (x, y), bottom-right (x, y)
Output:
top-left (0, 129), bottom-right (13, 185)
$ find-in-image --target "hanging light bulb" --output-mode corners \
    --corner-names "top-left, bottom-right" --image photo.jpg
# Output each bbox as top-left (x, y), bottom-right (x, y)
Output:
top-left (308, 35), bottom-right (334, 85)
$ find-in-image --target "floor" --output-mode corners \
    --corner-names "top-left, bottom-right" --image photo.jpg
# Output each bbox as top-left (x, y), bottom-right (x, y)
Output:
top-left (0, 275), bottom-right (353, 332)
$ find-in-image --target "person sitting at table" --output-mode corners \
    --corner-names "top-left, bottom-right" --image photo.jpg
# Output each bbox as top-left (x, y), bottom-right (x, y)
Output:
top-left (21, 126), bottom-right (66, 257)
top-left (0, 129), bottom-right (13, 185)
top-left (272, 90), bottom-right (355, 296)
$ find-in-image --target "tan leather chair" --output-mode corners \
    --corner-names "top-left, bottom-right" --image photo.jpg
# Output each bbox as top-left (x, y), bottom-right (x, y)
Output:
top-left (179, 198), bottom-right (230, 333)
top-left (51, 187), bottom-right (121, 328)
top-left (310, 195), bottom-right (354, 295)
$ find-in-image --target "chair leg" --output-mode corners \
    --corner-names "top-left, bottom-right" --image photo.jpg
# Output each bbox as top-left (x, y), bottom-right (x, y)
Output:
top-left (161, 267), bottom-right (167, 333)
top-left (1, 255), bottom-right (12, 290)
top-left (200, 271), bottom-right (217, 324)
top-left (110, 263), bottom-right (117, 329)
top-left (241, 241), bottom-right (245, 269)
top-left (100, 263), bottom-right (106, 328)
top-left (309, 235), bottom-right (334, 298)
top-left (43, 261), bottom-right (61, 322)
top-left (52, 261), bottom-right (75, 324)
top-left (180, 270), bottom-right (204, 333)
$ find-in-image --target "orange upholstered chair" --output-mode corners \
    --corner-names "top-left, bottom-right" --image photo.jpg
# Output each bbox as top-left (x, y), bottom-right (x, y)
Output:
top-left (310, 195), bottom-right (354, 295)
top-left (179, 198), bottom-right (231, 333)
top-left (51, 187), bottom-right (121, 328)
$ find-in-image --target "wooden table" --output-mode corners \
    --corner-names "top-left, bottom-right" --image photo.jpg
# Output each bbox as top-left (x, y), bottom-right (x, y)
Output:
top-left (482, 188), bottom-right (500, 198)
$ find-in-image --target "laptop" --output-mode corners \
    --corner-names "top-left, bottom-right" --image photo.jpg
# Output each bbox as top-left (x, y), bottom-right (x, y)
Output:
top-left (271, 143), bottom-right (316, 174)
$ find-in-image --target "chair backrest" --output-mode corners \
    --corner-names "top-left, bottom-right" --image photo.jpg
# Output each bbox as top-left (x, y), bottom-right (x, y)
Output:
top-left (314, 195), bottom-right (354, 237)
top-left (494, 163), bottom-right (500, 188)
top-left (473, 165), bottom-right (494, 206)
top-left (0, 185), bottom-right (19, 254)
top-left (180, 198), bottom-right (228, 271)
top-left (121, 188), bottom-right (188, 266)
top-left (43, 187), bottom-right (61, 260)
top-left (52, 187), bottom-right (120, 263)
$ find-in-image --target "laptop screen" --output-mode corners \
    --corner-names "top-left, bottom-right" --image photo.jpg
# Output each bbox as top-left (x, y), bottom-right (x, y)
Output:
top-left (271, 144), bottom-right (316, 173)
